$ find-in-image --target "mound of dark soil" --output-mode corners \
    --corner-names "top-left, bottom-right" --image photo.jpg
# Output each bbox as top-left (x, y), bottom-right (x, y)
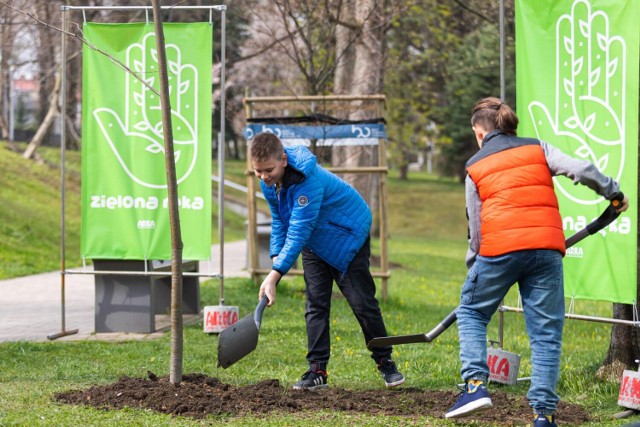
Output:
top-left (54, 372), bottom-right (592, 426)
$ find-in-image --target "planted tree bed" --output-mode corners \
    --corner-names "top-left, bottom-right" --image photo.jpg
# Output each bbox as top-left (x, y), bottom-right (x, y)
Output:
top-left (54, 372), bottom-right (592, 425)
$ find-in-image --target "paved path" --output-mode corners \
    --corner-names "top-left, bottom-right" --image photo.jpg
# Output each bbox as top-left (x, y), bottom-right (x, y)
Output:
top-left (0, 240), bottom-right (249, 343)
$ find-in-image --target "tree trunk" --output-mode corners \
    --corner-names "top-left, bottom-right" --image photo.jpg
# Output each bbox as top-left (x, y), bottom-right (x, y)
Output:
top-left (0, 103), bottom-right (8, 140)
top-left (35, 2), bottom-right (58, 125)
top-left (0, 8), bottom-right (9, 140)
top-left (598, 101), bottom-right (640, 379)
top-left (350, 0), bottom-right (384, 99)
top-left (65, 38), bottom-right (83, 150)
top-left (0, 65), bottom-right (8, 140)
top-left (598, 303), bottom-right (640, 381)
top-left (398, 164), bottom-right (408, 180)
top-left (332, 0), bottom-right (384, 233)
top-left (23, 69), bottom-right (61, 160)
top-left (151, 0), bottom-right (184, 385)
top-left (334, 1), bottom-right (356, 95)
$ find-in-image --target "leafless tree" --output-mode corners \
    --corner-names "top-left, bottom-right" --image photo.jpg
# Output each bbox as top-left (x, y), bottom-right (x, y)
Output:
top-left (150, 0), bottom-right (184, 385)
top-left (331, 0), bottom-right (391, 228)
top-left (1, 0), bottom-right (165, 159)
top-left (0, 0), bottom-right (31, 144)
top-left (7, 1), bottom-right (63, 159)
top-left (236, 0), bottom-right (400, 217)
top-left (23, 65), bottom-right (60, 160)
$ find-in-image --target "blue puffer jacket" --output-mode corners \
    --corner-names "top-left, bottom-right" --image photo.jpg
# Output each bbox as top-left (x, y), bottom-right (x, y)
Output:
top-left (261, 145), bottom-right (372, 274)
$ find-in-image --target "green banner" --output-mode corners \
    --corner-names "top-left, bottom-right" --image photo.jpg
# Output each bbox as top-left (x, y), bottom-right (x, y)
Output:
top-left (516, 0), bottom-right (639, 303)
top-left (81, 23), bottom-right (212, 260)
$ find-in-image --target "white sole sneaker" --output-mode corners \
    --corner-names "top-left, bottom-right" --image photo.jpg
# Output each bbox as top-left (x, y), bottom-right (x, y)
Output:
top-left (385, 377), bottom-right (406, 387)
top-left (293, 383), bottom-right (328, 391)
top-left (445, 397), bottom-right (493, 418)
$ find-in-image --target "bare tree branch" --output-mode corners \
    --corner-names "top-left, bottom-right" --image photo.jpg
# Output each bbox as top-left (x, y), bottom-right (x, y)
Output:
top-left (234, 33), bottom-right (296, 64)
top-left (23, 66), bottom-right (61, 160)
top-left (1, 0), bottom-right (160, 97)
top-left (452, 0), bottom-right (491, 22)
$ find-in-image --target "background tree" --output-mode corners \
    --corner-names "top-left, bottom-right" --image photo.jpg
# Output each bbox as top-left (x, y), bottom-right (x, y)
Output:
top-left (597, 96), bottom-right (640, 379)
top-left (0, 0), bottom-right (35, 145)
top-left (235, 0), bottom-right (396, 219)
top-left (0, 3), bottom-right (13, 140)
top-left (435, 21), bottom-right (516, 181)
top-left (16, 0), bottom-right (63, 160)
top-left (384, 0), bottom-right (464, 179)
top-left (163, 1), bottom-right (251, 160)
top-left (330, 0), bottom-right (393, 228)
top-left (384, 0), bottom-right (516, 182)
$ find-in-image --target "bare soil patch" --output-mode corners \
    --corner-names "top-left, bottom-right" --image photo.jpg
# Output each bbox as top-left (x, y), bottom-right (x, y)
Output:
top-left (54, 372), bottom-right (592, 425)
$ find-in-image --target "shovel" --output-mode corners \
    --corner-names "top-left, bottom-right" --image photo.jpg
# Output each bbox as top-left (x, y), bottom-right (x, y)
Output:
top-left (217, 294), bottom-right (269, 368)
top-left (367, 193), bottom-right (624, 350)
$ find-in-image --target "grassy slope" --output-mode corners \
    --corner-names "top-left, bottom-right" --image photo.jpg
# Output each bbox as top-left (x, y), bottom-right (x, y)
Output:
top-left (0, 143), bottom-right (81, 278)
top-left (0, 142), bottom-right (247, 279)
top-left (0, 146), bottom-right (628, 426)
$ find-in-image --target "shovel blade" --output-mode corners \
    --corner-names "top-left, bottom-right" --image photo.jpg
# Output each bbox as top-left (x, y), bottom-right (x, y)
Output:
top-left (217, 314), bottom-right (259, 369)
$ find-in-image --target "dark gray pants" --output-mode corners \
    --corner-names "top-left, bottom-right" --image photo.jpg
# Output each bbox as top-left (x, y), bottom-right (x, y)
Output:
top-left (301, 238), bottom-right (392, 367)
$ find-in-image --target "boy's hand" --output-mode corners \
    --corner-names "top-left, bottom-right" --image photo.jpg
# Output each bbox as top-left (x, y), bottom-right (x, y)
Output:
top-left (259, 270), bottom-right (282, 307)
top-left (617, 196), bottom-right (630, 213)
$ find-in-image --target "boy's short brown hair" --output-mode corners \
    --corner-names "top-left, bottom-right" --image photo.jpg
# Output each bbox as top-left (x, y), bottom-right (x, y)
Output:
top-left (250, 132), bottom-right (284, 162)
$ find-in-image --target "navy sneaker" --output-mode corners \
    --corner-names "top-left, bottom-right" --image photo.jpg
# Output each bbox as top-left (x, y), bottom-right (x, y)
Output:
top-left (293, 366), bottom-right (328, 391)
top-left (445, 379), bottom-right (493, 418)
top-left (377, 358), bottom-right (405, 387)
top-left (534, 414), bottom-right (557, 427)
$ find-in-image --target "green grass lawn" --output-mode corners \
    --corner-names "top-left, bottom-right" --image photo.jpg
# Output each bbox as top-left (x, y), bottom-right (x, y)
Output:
top-left (0, 143), bottom-right (633, 426)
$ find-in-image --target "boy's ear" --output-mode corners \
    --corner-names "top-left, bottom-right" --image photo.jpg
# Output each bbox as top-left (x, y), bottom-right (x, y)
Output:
top-left (472, 127), bottom-right (485, 146)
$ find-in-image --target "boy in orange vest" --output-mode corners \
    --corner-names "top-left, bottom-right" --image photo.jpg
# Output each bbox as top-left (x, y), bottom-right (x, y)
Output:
top-left (445, 97), bottom-right (629, 427)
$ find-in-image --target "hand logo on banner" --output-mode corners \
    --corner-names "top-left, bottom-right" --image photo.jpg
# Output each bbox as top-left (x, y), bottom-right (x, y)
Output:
top-left (528, 0), bottom-right (626, 205)
top-left (93, 32), bottom-right (199, 189)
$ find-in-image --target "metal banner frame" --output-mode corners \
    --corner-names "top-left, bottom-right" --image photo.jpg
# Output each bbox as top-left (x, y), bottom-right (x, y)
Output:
top-left (50, 4), bottom-right (227, 340)
top-left (497, 0), bottom-right (639, 353)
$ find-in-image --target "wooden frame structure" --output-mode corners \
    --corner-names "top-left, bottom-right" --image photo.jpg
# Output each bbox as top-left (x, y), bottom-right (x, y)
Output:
top-left (243, 95), bottom-right (391, 300)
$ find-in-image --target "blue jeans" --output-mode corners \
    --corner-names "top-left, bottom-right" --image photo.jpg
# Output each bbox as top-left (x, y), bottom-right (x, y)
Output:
top-left (457, 249), bottom-right (564, 415)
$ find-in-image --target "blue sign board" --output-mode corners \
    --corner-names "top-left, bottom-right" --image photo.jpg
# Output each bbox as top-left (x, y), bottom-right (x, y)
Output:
top-left (244, 123), bottom-right (386, 141)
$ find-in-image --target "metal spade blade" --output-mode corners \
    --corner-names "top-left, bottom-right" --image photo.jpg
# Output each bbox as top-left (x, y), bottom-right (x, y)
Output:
top-left (217, 295), bottom-right (268, 369)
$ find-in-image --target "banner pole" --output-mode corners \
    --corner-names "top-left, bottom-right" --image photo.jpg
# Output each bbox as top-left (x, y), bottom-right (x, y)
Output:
top-left (49, 6), bottom-right (78, 341)
top-left (218, 132), bottom-right (225, 305)
top-left (218, 7), bottom-right (226, 305)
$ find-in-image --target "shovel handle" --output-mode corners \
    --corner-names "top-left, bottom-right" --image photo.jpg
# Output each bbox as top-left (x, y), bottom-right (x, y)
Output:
top-left (425, 309), bottom-right (458, 341)
top-left (565, 192), bottom-right (624, 248)
top-left (587, 192), bottom-right (624, 233)
top-left (254, 294), bottom-right (269, 330)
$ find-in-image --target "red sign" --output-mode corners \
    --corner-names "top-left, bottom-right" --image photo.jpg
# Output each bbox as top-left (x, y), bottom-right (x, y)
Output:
top-left (486, 348), bottom-right (520, 385)
top-left (619, 370), bottom-right (640, 410)
top-left (203, 306), bottom-right (239, 333)
top-left (488, 354), bottom-right (510, 380)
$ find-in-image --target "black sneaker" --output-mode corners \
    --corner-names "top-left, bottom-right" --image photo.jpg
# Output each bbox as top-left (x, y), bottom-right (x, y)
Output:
top-left (293, 368), bottom-right (328, 391)
top-left (377, 358), bottom-right (405, 387)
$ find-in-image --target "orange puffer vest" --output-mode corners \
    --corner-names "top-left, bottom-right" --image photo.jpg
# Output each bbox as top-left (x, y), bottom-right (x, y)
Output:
top-left (466, 131), bottom-right (565, 257)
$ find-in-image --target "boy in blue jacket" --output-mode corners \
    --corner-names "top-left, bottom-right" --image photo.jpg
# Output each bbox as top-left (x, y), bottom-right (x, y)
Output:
top-left (249, 132), bottom-right (404, 390)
